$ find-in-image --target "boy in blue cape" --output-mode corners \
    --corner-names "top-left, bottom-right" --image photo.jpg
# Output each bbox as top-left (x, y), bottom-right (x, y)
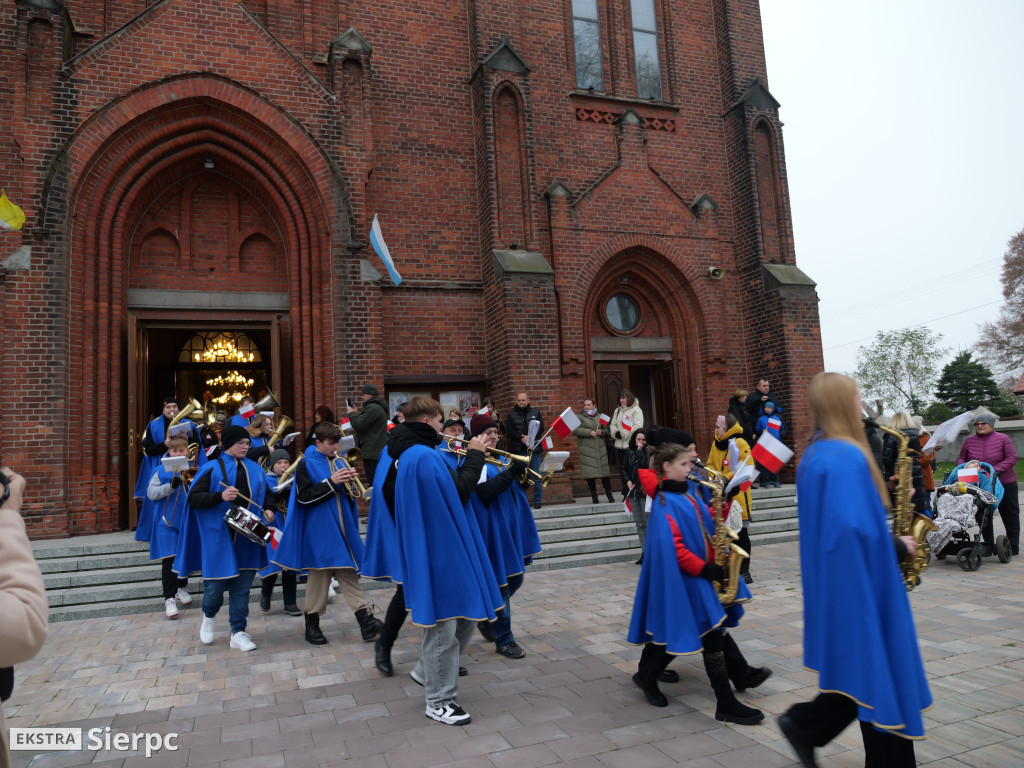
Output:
top-left (779, 373), bottom-right (931, 768)
top-left (134, 396), bottom-right (207, 499)
top-left (258, 449), bottom-right (301, 616)
top-left (270, 422), bottom-right (383, 645)
top-left (178, 425), bottom-right (276, 652)
top-left (378, 396), bottom-right (503, 726)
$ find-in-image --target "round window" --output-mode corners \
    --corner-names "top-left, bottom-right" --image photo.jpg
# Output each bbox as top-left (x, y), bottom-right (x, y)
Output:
top-left (605, 294), bottom-right (640, 333)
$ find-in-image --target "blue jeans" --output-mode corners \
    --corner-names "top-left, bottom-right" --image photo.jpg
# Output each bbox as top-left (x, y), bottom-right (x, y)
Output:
top-left (529, 452), bottom-right (544, 504)
top-left (492, 572), bottom-right (524, 647)
top-left (202, 571), bottom-right (256, 634)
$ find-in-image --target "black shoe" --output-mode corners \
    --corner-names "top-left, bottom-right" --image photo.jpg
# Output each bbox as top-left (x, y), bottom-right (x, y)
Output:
top-left (779, 713), bottom-right (819, 767)
top-left (355, 607), bottom-right (383, 642)
top-left (374, 637), bottom-right (393, 677)
top-left (658, 668), bottom-right (679, 683)
top-left (496, 642), bottom-right (526, 659)
top-left (283, 604), bottom-right (303, 616)
top-left (459, 666), bottom-right (468, 677)
top-left (304, 613), bottom-right (328, 645)
top-left (532, 501), bottom-right (541, 510)
top-left (635, 555), bottom-right (644, 565)
top-left (722, 633), bottom-right (773, 692)
top-left (477, 620), bottom-right (495, 643)
top-left (259, 592), bottom-right (271, 612)
top-left (733, 666), bottom-right (772, 692)
top-left (632, 671), bottom-right (667, 707)
top-left (741, 572), bottom-right (753, 584)
top-left (606, 493), bottom-right (615, 503)
top-left (591, 494), bottom-right (600, 504)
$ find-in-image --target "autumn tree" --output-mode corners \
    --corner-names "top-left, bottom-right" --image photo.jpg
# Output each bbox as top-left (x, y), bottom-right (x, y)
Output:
top-left (977, 228), bottom-right (1024, 375)
top-left (854, 328), bottom-right (948, 413)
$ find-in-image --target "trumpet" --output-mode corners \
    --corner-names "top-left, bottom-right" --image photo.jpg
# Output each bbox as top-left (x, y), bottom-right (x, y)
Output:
top-left (331, 448), bottom-right (372, 501)
top-left (439, 434), bottom-right (546, 486)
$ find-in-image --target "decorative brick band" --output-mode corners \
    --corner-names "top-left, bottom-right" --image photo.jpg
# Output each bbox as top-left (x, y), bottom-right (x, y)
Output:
top-left (574, 107), bottom-right (675, 132)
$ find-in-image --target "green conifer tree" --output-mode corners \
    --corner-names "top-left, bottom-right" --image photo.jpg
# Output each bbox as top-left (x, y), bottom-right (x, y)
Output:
top-left (934, 351), bottom-right (1019, 417)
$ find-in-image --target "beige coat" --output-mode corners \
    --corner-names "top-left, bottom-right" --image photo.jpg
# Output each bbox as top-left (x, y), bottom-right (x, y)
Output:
top-left (0, 509), bottom-right (49, 766)
top-left (609, 403), bottom-right (644, 450)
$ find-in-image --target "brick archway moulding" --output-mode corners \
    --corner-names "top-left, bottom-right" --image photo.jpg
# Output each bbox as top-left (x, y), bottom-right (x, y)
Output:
top-left (41, 74), bottom-right (346, 530)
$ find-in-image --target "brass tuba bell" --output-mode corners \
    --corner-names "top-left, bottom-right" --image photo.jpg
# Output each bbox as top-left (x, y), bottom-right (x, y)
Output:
top-left (253, 388), bottom-right (281, 413)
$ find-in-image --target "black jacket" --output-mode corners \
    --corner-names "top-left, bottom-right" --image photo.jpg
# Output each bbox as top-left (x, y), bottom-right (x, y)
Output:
top-left (622, 446), bottom-right (650, 500)
top-left (747, 390), bottom-right (783, 423)
top-left (506, 404), bottom-right (544, 456)
top-left (728, 397), bottom-right (755, 445)
top-left (863, 418), bottom-right (884, 472)
top-left (881, 427), bottom-right (927, 514)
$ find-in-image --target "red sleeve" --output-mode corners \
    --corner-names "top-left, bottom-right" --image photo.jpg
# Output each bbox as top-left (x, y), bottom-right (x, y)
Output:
top-left (637, 468), bottom-right (659, 498)
top-left (664, 513), bottom-right (709, 576)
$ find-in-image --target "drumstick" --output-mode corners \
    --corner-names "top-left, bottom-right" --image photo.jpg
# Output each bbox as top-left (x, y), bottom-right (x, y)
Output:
top-left (218, 481), bottom-right (260, 510)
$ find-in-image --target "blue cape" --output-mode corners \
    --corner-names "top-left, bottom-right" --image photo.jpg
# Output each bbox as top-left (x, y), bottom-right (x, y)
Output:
top-left (361, 446), bottom-right (402, 582)
top-left (393, 445), bottom-right (503, 627)
top-left (507, 478), bottom-right (542, 563)
top-left (135, 465), bottom-right (188, 561)
top-left (132, 416), bottom-right (207, 498)
top-left (271, 450), bottom-right (363, 572)
top-left (175, 457), bottom-right (270, 579)
top-left (797, 439), bottom-right (932, 739)
top-left (467, 463), bottom-right (525, 586)
top-left (228, 414), bottom-right (252, 428)
top-left (627, 490), bottom-right (749, 655)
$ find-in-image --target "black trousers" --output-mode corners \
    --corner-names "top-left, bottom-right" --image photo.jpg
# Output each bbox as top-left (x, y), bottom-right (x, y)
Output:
top-left (586, 477), bottom-right (613, 499)
top-left (380, 583), bottom-right (407, 647)
top-left (736, 526), bottom-right (752, 574)
top-left (261, 572), bottom-right (298, 605)
top-left (161, 558), bottom-right (188, 600)
top-left (786, 693), bottom-right (916, 767)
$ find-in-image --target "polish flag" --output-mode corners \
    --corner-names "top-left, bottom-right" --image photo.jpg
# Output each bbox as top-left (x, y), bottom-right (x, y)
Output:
top-left (339, 417), bottom-right (353, 434)
top-left (958, 466), bottom-right (979, 484)
top-left (541, 436), bottom-right (554, 450)
top-left (476, 405), bottom-right (489, 416)
top-left (750, 431), bottom-right (794, 474)
top-left (725, 462), bottom-right (759, 496)
top-left (624, 498), bottom-right (633, 518)
top-left (621, 414), bottom-right (633, 433)
top-left (239, 402), bottom-right (255, 420)
top-left (386, 420), bottom-right (396, 431)
top-left (768, 417), bottom-right (782, 429)
top-left (268, 527), bottom-right (284, 550)
top-left (551, 407), bottom-right (582, 439)
top-left (599, 413), bottom-right (611, 427)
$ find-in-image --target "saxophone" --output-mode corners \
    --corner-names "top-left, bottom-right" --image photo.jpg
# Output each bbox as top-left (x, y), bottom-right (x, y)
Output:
top-left (879, 426), bottom-right (938, 590)
top-left (689, 473), bottom-right (748, 603)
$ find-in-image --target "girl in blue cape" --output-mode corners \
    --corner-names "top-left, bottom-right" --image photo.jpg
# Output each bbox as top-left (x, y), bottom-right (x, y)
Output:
top-left (627, 442), bottom-right (769, 724)
top-left (779, 373), bottom-right (932, 768)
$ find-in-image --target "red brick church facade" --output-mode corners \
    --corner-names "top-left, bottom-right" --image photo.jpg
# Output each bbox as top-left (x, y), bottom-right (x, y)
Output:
top-left (0, 0), bottom-right (823, 536)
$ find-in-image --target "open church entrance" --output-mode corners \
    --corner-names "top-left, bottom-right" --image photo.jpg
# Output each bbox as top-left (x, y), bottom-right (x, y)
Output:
top-left (126, 314), bottom-right (282, 528)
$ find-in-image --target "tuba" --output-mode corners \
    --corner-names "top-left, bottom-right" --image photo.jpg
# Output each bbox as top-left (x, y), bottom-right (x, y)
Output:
top-left (879, 426), bottom-right (937, 590)
top-left (689, 473), bottom-right (747, 604)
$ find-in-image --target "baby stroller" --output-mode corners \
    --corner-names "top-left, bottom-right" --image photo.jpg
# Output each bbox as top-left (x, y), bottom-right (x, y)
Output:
top-left (929, 461), bottom-right (1009, 571)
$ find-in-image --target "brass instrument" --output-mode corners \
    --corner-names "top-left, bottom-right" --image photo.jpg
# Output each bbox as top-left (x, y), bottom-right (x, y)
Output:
top-left (879, 426), bottom-right (938, 590)
top-left (202, 399), bottom-right (218, 428)
top-left (439, 433), bottom-right (547, 486)
top-left (331, 448), bottom-right (372, 500)
top-left (689, 473), bottom-right (748, 604)
top-left (272, 453), bottom-right (303, 516)
top-left (253, 389), bottom-right (281, 413)
top-left (277, 452), bottom-right (303, 485)
top-left (258, 414), bottom-right (295, 468)
top-left (168, 397), bottom-right (203, 430)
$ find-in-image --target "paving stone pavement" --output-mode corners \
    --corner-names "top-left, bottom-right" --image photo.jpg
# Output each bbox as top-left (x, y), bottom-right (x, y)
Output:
top-left (7, 515), bottom-right (1024, 768)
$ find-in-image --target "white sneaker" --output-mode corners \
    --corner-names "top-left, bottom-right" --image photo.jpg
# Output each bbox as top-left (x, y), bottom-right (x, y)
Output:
top-left (200, 616), bottom-right (215, 644)
top-left (164, 598), bottom-right (179, 619)
top-left (230, 631), bottom-right (256, 652)
top-left (425, 701), bottom-right (471, 726)
top-left (175, 587), bottom-right (193, 605)
top-left (328, 577), bottom-right (338, 599)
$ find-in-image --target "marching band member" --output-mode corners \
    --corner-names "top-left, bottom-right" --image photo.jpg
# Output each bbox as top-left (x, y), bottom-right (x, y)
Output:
top-left (270, 423), bottom-right (383, 645)
top-left (133, 396), bottom-right (206, 500)
top-left (176, 426), bottom-right (275, 652)
top-left (374, 396), bottom-right (503, 725)
top-left (228, 395), bottom-right (256, 428)
top-left (245, 414), bottom-right (277, 465)
top-left (258, 450), bottom-right (301, 616)
top-left (138, 436), bottom-right (193, 619)
top-left (627, 442), bottom-right (769, 723)
top-left (779, 373), bottom-right (931, 768)
top-left (465, 412), bottom-right (541, 660)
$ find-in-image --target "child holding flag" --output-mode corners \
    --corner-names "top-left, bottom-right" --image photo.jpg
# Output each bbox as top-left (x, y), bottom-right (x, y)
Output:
top-left (754, 402), bottom-right (784, 488)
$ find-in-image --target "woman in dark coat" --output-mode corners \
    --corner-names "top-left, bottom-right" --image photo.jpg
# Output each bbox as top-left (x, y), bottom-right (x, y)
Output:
top-left (622, 429), bottom-right (650, 562)
top-left (728, 389), bottom-right (755, 446)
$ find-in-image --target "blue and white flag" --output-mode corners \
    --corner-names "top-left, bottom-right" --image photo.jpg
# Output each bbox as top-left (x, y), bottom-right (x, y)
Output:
top-left (369, 214), bottom-right (402, 285)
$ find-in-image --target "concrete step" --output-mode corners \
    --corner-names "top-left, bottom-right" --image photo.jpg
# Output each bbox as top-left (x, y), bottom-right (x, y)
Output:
top-left (533, 533), bottom-right (643, 560)
top-left (538, 523), bottom-right (639, 545)
top-left (534, 512), bottom-right (633, 531)
top-left (529, 549), bottom-right (641, 572)
top-left (37, 551), bottom-right (156, 574)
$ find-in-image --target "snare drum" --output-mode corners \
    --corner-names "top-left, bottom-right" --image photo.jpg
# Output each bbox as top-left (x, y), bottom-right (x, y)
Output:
top-left (224, 505), bottom-right (273, 546)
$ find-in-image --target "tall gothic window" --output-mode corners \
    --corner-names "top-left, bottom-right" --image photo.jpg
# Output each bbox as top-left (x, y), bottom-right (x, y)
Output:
top-left (631, 0), bottom-right (662, 100)
top-left (572, 0), bottom-right (604, 91)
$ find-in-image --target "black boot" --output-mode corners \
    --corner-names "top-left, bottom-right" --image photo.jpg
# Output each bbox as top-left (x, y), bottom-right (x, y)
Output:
top-left (304, 612), bottom-right (328, 645)
top-left (722, 633), bottom-right (772, 692)
top-left (703, 650), bottom-right (763, 724)
top-left (606, 491), bottom-right (615, 503)
top-left (355, 607), bottom-right (384, 642)
top-left (591, 491), bottom-right (600, 504)
top-left (374, 637), bottom-right (393, 676)
top-left (632, 643), bottom-right (669, 707)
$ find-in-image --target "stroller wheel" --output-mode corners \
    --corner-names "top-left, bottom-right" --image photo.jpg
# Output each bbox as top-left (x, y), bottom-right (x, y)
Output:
top-left (996, 536), bottom-right (1013, 564)
top-left (957, 548), bottom-right (982, 572)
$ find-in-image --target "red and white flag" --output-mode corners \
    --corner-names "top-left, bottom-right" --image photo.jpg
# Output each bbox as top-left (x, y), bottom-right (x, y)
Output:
top-left (958, 465), bottom-right (979, 484)
top-left (621, 414), bottom-right (633, 433)
top-left (476, 405), bottom-right (489, 416)
top-left (386, 420), bottom-right (396, 431)
top-left (750, 431), bottom-right (794, 474)
top-left (239, 402), bottom-right (255, 420)
top-left (339, 417), bottom-right (353, 434)
top-left (541, 435), bottom-right (554, 450)
top-left (725, 462), bottom-right (759, 496)
top-left (768, 417), bottom-right (782, 430)
top-left (268, 527), bottom-right (284, 550)
top-left (623, 498), bottom-right (633, 518)
top-left (551, 407), bottom-right (582, 439)
top-left (599, 413), bottom-right (611, 427)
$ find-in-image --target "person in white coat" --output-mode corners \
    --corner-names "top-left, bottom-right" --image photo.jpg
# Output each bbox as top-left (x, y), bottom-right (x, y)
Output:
top-left (611, 390), bottom-right (644, 497)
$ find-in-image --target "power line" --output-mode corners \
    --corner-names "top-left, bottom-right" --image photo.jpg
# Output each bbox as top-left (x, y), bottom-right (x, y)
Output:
top-left (823, 299), bottom-right (999, 354)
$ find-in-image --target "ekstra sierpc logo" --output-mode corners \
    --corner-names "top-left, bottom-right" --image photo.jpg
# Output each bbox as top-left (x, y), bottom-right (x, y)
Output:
top-left (10, 728), bottom-right (179, 757)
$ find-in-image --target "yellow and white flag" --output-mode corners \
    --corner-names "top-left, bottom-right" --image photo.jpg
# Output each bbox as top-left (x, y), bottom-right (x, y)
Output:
top-left (0, 191), bottom-right (26, 231)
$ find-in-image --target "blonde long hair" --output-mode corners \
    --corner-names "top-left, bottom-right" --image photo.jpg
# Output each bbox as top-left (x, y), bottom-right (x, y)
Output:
top-left (246, 414), bottom-right (272, 439)
top-left (808, 372), bottom-right (890, 508)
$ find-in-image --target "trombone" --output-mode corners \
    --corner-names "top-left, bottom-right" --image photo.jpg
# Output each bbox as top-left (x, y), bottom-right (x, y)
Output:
top-left (330, 448), bottom-right (372, 501)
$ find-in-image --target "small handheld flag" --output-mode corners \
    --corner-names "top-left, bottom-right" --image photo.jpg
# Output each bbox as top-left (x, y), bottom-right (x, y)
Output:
top-left (477, 405), bottom-right (490, 416)
top-left (269, 527), bottom-right (284, 550)
top-left (725, 462), bottom-right (759, 496)
top-left (551, 407), bottom-right (582, 439)
top-left (768, 417), bottom-right (782, 430)
top-left (621, 414), bottom-right (633, 433)
top-left (750, 431), bottom-right (793, 474)
top-left (0, 191), bottom-right (26, 231)
top-left (386, 420), bottom-right (396, 431)
top-left (369, 214), bottom-right (402, 285)
top-left (957, 466), bottom-right (979, 484)
top-left (541, 435), bottom-right (554, 450)
top-left (599, 413), bottom-right (611, 427)
top-left (239, 402), bottom-right (255, 420)
top-left (339, 417), bottom-right (353, 434)
top-left (623, 498), bottom-right (633, 518)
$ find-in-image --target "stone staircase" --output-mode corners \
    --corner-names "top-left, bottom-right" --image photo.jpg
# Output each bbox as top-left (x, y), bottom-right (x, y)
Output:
top-left (34, 485), bottom-right (798, 622)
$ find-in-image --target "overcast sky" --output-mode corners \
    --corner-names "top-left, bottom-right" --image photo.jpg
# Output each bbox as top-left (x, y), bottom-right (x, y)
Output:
top-left (760, 1), bottom-right (1024, 380)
